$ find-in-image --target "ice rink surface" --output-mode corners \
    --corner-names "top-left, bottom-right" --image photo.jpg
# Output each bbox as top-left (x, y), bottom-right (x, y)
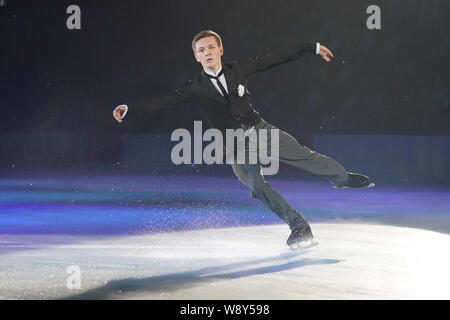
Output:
top-left (1, 173), bottom-right (449, 299)
top-left (1, 223), bottom-right (449, 300)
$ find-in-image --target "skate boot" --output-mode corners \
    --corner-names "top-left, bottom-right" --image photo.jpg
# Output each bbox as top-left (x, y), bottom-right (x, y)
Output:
top-left (334, 172), bottom-right (375, 188)
top-left (286, 226), bottom-right (318, 249)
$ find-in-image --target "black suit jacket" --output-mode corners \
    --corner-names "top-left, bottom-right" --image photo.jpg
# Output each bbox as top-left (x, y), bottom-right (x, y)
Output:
top-left (129, 42), bottom-right (316, 133)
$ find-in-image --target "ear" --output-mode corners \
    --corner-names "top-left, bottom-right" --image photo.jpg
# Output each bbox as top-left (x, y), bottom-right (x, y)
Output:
top-left (219, 46), bottom-right (223, 56)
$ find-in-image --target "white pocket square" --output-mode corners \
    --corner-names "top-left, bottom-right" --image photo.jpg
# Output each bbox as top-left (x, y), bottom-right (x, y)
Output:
top-left (237, 84), bottom-right (245, 97)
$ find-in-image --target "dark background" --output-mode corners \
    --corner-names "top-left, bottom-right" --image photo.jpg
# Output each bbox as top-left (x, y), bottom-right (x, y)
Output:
top-left (1, 0), bottom-right (449, 134)
top-left (0, 0), bottom-right (449, 180)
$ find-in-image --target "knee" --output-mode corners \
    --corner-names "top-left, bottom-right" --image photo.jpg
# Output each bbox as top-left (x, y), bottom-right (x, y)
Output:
top-left (248, 177), bottom-right (268, 194)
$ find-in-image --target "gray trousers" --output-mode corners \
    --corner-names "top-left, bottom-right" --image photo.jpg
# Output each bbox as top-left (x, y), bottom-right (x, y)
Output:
top-left (230, 119), bottom-right (349, 230)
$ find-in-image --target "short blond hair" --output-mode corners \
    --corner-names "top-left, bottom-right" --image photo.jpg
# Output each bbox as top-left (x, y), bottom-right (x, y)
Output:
top-left (191, 30), bottom-right (222, 52)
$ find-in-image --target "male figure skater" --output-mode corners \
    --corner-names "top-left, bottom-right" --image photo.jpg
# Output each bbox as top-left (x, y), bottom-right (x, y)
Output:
top-left (113, 30), bottom-right (373, 247)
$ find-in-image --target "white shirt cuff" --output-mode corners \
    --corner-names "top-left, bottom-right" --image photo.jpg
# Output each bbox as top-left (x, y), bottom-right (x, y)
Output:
top-left (316, 43), bottom-right (320, 54)
top-left (120, 104), bottom-right (128, 118)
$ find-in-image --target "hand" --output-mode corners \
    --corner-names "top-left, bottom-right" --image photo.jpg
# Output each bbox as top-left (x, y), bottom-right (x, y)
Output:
top-left (113, 105), bottom-right (127, 123)
top-left (318, 45), bottom-right (334, 62)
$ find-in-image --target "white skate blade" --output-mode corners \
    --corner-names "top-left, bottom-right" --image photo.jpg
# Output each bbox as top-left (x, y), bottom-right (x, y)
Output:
top-left (333, 182), bottom-right (375, 189)
top-left (289, 240), bottom-right (319, 251)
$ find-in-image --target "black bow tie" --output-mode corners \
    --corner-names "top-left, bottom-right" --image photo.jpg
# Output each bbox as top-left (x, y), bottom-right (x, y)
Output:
top-left (205, 69), bottom-right (229, 101)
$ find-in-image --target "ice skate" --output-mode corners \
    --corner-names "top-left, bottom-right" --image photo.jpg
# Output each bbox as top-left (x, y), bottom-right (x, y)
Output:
top-left (333, 172), bottom-right (375, 189)
top-left (286, 226), bottom-right (318, 250)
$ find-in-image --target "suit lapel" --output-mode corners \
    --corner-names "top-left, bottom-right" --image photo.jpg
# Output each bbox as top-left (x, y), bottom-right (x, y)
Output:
top-left (222, 64), bottom-right (236, 101)
top-left (200, 64), bottom-right (235, 105)
top-left (201, 70), bottom-right (228, 104)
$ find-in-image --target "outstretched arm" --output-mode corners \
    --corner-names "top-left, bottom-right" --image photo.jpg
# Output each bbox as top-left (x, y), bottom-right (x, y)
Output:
top-left (239, 42), bottom-right (334, 76)
top-left (113, 82), bottom-right (193, 123)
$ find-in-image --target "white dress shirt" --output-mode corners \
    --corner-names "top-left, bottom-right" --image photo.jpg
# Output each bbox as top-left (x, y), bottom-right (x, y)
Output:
top-left (118, 43), bottom-right (320, 119)
top-left (203, 65), bottom-right (229, 96)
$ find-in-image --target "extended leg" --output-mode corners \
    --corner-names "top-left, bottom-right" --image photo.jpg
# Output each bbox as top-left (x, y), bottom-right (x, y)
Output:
top-left (257, 120), bottom-right (350, 187)
top-left (275, 128), bottom-right (374, 188)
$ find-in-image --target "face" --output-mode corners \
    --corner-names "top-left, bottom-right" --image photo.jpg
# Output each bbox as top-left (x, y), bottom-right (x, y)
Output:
top-left (194, 36), bottom-right (223, 72)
